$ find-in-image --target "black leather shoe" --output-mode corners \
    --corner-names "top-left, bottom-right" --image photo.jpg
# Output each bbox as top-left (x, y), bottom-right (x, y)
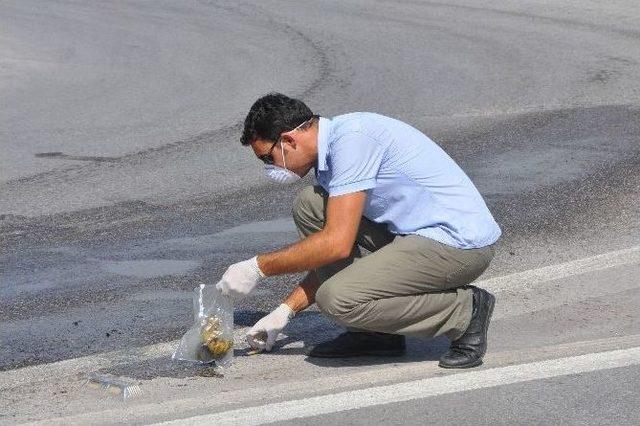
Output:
top-left (439, 286), bottom-right (495, 369)
top-left (307, 331), bottom-right (406, 358)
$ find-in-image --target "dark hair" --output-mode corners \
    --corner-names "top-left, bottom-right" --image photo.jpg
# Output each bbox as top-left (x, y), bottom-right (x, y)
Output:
top-left (240, 93), bottom-right (316, 146)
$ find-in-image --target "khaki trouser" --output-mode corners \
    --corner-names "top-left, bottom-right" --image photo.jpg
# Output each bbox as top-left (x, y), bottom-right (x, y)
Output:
top-left (292, 185), bottom-right (496, 340)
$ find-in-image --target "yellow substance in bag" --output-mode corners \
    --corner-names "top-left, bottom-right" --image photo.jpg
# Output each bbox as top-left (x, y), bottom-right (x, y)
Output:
top-left (200, 315), bottom-right (233, 359)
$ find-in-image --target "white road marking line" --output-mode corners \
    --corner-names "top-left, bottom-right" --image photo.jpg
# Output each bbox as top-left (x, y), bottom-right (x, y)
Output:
top-left (154, 346), bottom-right (640, 425)
top-left (1, 245), bottom-right (638, 387)
top-left (18, 335), bottom-right (640, 425)
top-left (477, 246), bottom-right (640, 293)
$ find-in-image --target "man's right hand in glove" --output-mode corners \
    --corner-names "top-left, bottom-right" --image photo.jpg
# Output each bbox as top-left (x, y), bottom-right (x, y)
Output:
top-left (246, 303), bottom-right (295, 351)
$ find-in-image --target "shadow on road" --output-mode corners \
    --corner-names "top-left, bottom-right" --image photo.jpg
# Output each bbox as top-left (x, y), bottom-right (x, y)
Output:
top-left (100, 311), bottom-right (450, 380)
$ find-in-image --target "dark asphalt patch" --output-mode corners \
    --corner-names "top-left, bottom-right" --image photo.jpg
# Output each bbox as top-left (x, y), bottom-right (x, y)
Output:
top-left (35, 152), bottom-right (119, 163)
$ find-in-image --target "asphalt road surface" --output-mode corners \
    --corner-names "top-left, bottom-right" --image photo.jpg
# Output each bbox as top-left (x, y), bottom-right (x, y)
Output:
top-left (1, 0), bottom-right (639, 424)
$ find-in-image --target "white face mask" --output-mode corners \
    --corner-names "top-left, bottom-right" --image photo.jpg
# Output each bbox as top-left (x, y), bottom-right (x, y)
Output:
top-left (264, 142), bottom-right (301, 184)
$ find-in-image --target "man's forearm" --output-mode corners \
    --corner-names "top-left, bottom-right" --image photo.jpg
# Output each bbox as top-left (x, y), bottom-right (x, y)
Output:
top-left (283, 271), bottom-right (322, 313)
top-left (257, 229), bottom-right (350, 277)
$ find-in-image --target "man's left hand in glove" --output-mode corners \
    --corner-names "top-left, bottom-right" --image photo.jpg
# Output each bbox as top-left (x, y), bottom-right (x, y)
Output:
top-left (246, 303), bottom-right (295, 351)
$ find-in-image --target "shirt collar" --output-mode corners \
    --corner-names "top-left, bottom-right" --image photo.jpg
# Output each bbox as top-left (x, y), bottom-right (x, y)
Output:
top-left (316, 116), bottom-right (331, 172)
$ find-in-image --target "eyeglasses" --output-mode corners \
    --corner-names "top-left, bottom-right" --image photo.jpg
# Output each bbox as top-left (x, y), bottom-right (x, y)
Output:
top-left (258, 116), bottom-right (318, 165)
top-left (258, 140), bottom-right (279, 165)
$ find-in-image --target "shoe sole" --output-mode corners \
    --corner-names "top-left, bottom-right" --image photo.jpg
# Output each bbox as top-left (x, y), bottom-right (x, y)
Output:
top-left (438, 289), bottom-right (496, 369)
top-left (438, 358), bottom-right (483, 369)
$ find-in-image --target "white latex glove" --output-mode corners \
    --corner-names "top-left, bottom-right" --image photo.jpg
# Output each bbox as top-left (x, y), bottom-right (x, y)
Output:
top-left (215, 256), bottom-right (265, 298)
top-left (246, 303), bottom-right (295, 351)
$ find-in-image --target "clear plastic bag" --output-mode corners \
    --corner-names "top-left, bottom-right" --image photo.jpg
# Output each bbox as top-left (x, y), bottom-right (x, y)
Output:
top-left (84, 372), bottom-right (142, 400)
top-left (172, 284), bottom-right (234, 368)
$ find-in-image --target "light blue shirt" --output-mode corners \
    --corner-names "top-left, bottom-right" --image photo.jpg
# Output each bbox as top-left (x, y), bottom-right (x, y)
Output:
top-left (315, 112), bottom-right (501, 249)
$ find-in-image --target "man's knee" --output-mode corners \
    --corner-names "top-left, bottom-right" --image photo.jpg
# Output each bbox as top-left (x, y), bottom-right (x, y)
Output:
top-left (292, 185), bottom-right (326, 233)
top-left (315, 279), bottom-right (356, 322)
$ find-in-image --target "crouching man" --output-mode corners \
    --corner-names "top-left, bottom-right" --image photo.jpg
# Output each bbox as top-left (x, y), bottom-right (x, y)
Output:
top-left (216, 93), bottom-right (501, 368)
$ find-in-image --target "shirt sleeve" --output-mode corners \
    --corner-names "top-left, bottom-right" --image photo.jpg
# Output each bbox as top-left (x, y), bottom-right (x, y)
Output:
top-left (326, 131), bottom-right (387, 196)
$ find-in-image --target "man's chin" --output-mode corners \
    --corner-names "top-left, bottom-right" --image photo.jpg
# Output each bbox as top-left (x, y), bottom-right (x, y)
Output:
top-left (294, 168), bottom-right (311, 179)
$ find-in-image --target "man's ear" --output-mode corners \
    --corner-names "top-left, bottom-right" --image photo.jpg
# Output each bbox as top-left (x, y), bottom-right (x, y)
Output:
top-left (281, 133), bottom-right (298, 150)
